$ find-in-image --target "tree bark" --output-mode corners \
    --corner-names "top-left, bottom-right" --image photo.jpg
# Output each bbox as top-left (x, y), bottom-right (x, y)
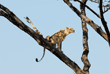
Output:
top-left (0, 4), bottom-right (85, 74)
top-left (80, 0), bottom-right (91, 73)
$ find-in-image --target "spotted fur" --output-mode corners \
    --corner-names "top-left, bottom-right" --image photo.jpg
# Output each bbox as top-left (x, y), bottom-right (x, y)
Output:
top-left (36, 27), bottom-right (75, 62)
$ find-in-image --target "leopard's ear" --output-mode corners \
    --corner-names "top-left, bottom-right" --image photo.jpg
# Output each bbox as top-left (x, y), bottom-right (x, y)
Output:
top-left (64, 27), bottom-right (69, 35)
top-left (65, 27), bottom-right (68, 29)
top-left (68, 27), bottom-right (71, 29)
top-left (45, 35), bottom-right (50, 40)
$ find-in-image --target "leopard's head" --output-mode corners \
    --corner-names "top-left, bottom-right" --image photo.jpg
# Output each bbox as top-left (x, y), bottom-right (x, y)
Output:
top-left (65, 27), bottom-right (75, 35)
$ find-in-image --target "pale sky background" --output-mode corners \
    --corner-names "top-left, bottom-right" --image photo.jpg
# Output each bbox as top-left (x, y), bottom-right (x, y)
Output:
top-left (0, 0), bottom-right (110, 74)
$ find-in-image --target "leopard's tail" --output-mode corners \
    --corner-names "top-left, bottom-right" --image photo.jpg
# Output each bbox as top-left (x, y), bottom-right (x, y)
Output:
top-left (36, 48), bottom-right (46, 62)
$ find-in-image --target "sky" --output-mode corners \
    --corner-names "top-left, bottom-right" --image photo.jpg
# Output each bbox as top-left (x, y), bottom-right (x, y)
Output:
top-left (0, 0), bottom-right (110, 74)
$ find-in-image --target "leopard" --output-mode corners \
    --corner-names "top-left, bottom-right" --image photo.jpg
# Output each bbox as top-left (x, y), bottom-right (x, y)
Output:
top-left (36, 27), bottom-right (75, 62)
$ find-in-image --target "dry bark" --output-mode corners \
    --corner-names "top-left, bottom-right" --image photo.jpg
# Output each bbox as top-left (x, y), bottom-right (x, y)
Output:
top-left (0, 0), bottom-right (110, 73)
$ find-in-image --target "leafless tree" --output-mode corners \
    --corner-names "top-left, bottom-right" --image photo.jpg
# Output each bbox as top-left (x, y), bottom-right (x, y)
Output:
top-left (0, 0), bottom-right (110, 74)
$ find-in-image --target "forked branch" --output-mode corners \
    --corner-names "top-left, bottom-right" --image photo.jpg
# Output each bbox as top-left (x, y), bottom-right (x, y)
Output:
top-left (63, 0), bottom-right (109, 43)
top-left (73, 0), bottom-right (110, 45)
top-left (74, 0), bottom-right (101, 18)
top-left (0, 4), bottom-right (85, 74)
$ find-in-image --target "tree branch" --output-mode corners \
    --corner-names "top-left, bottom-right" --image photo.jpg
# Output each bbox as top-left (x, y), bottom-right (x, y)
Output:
top-left (99, 0), bottom-right (110, 46)
top-left (0, 4), bottom-right (85, 74)
top-left (74, 0), bottom-right (101, 18)
top-left (25, 16), bottom-right (42, 35)
top-left (63, 0), bottom-right (109, 43)
top-left (103, 6), bottom-right (110, 13)
top-left (80, 0), bottom-right (91, 73)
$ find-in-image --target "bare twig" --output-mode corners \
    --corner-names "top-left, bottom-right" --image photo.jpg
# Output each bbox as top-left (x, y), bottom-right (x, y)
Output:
top-left (89, 0), bottom-right (100, 3)
top-left (74, 0), bottom-right (101, 18)
top-left (25, 17), bottom-right (42, 35)
top-left (90, 0), bottom-right (110, 13)
top-left (103, 4), bottom-right (110, 13)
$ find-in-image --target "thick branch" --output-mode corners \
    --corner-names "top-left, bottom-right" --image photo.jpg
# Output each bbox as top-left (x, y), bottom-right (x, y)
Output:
top-left (80, 0), bottom-right (91, 73)
top-left (0, 9), bottom-right (43, 44)
top-left (63, 0), bottom-right (109, 43)
top-left (0, 4), bottom-right (85, 74)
